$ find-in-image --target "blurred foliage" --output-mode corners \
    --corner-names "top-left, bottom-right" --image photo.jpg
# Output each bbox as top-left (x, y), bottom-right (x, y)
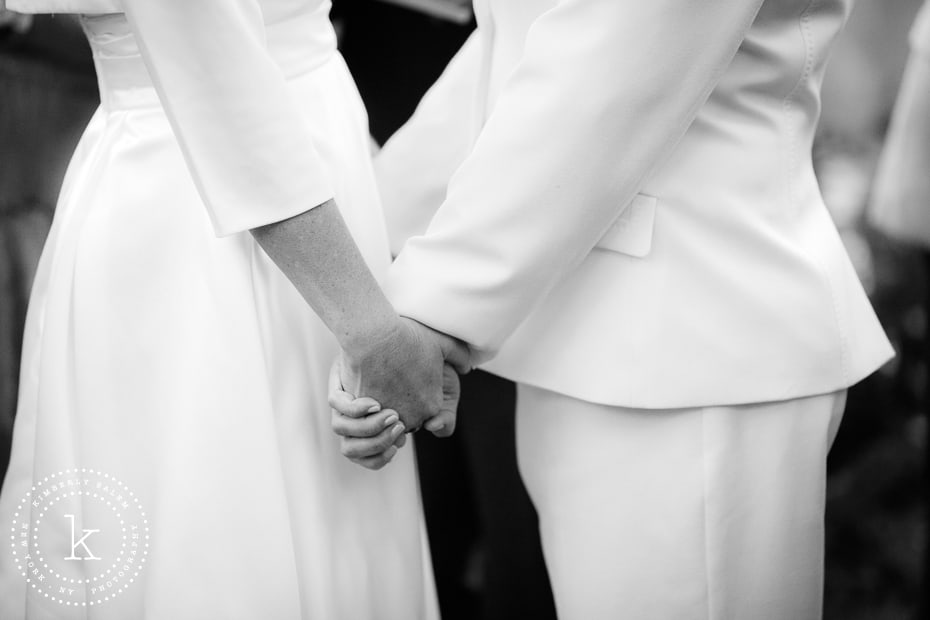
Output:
top-left (817, 94), bottom-right (927, 620)
top-left (815, 2), bottom-right (928, 617)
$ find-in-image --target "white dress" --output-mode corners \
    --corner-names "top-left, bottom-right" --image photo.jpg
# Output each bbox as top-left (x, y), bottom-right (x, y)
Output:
top-left (0, 1), bottom-right (439, 618)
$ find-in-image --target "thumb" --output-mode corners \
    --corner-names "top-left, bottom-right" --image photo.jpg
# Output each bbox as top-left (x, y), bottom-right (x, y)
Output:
top-left (440, 336), bottom-right (472, 375)
top-left (336, 353), bottom-right (363, 398)
top-left (404, 317), bottom-right (471, 373)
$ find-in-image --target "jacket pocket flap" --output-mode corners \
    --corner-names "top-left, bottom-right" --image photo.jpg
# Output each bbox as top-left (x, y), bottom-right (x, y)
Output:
top-left (595, 193), bottom-right (657, 258)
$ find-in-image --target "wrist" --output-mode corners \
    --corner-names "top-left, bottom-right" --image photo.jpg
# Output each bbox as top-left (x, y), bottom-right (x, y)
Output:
top-left (399, 317), bottom-right (473, 374)
top-left (339, 313), bottom-right (406, 363)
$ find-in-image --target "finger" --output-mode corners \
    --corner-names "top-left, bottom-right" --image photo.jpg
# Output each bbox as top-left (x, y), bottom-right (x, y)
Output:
top-left (329, 391), bottom-right (381, 418)
top-left (13, 14), bottom-right (32, 33)
top-left (443, 339), bottom-right (472, 375)
top-left (351, 446), bottom-right (399, 471)
top-left (407, 317), bottom-right (471, 374)
top-left (425, 409), bottom-right (456, 438)
top-left (425, 364), bottom-right (461, 437)
top-left (332, 408), bottom-right (401, 438)
top-left (329, 358), bottom-right (354, 400)
top-left (328, 360), bottom-right (381, 417)
top-left (340, 422), bottom-right (406, 459)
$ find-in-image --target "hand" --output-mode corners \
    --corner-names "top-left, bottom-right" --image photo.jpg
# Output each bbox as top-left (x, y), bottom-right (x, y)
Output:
top-left (339, 317), bottom-right (469, 433)
top-left (328, 363), bottom-right (407, 470)
top-left (329, 362), bottom-right (462, 470)
top-left (0, 9), bottom-right (33, 34)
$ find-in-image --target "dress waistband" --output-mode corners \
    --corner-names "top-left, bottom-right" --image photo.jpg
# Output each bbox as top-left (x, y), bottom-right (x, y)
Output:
top-left (81, 11), bottom-right (338, 110)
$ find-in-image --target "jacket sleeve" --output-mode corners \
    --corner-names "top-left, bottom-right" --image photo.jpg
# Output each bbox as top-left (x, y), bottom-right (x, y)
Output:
top-left (122, 0), bottom-right (335, 236)
top-left (385, 0), bottom-right (765, 360)
top-left (374, 32), bottom-right (481, 256)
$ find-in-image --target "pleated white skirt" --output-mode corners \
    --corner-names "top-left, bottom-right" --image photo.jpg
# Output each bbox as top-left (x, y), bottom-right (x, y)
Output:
top-left (0, 13), bottom-right (438, 620)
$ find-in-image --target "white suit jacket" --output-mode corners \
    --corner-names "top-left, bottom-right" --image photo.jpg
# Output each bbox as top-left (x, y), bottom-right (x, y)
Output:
top-left (378, 0), bottom-right (894, 408)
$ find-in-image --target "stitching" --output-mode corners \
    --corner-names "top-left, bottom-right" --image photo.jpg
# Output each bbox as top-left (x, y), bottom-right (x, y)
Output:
top-left (780, 0), bottom-right (851, 384)
top-left (701, 407), bottom-right (713, 620)
top-left (782, 0), bottom-right (817, 210)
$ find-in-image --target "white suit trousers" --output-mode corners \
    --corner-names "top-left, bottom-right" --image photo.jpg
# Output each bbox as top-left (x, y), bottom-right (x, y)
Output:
top-left (516, 385), bottom-right (846, 620)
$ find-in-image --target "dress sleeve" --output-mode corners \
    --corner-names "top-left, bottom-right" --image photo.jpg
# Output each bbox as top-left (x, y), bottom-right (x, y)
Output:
top-left (122, 0), bottom-right (335, 236)
top-left (385, 0), bottom-right (765, 359)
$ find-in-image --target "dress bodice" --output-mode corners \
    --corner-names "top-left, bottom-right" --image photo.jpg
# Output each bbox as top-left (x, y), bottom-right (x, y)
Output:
top-left (82, 4), bottom-right (337, 113)
top-left (51, 0), bottom-right (345, 238)
top-left (7, 0), bottom-right (121, 13)
top-left (7, 0), bottom-right (332, 23)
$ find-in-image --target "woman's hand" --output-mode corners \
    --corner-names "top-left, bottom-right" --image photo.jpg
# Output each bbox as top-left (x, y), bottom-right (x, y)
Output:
top-left (338, 317), bottom-right (469, 434)
top-left (0, 8), bottom-right (33, 34)
top-left (329, 361), bottom-right (462, 470)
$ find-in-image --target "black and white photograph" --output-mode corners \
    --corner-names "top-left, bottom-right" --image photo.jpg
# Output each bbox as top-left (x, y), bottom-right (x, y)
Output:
top-left (0, 0), bottom-right (926, 618)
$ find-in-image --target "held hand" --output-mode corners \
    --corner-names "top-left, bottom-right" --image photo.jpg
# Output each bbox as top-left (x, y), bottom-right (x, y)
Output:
top-left (330, 362), bottom-right (463, 469)
top-left (339, 317), bottom-right (469, 433)
top-left (421, 363), bottom-right (462, 438)
top-left (328, 364), bottom-right (407, 470)
top-left (0, 8), bottom-right (33, 34)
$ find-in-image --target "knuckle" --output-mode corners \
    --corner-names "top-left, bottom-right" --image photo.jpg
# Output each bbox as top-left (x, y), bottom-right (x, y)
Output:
top-left (343, 438), bottom-right (386, 459)
top-left (340, 440), bottom-right (356, 458)
top-left (361, 419), bottom-right (380, 436)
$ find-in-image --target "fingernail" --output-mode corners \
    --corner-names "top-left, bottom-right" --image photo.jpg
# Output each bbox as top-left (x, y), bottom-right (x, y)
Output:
top-left (427, 422), bottom-right (444, 432)
top-left (384, 414), bottom-right (399, 427)
top-left (385, 446), bottom-right (398, 460)
top-left (390, 423), bottom-right (405, 438)
top-left (368, 405), bottom-right (381, 413)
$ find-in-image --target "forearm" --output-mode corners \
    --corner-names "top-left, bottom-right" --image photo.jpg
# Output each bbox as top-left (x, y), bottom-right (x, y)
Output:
top-left (251, 200), bottom-right (401, 357)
